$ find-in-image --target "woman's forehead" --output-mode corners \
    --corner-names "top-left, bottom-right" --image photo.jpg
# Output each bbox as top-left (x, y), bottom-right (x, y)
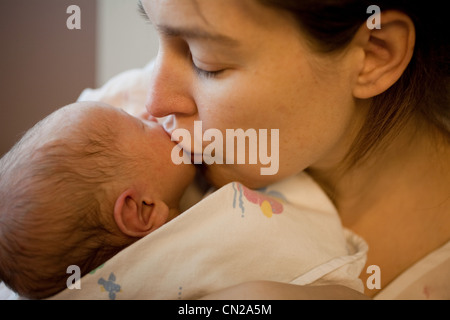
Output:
top-left (141, 0), bottom-right (290, 37)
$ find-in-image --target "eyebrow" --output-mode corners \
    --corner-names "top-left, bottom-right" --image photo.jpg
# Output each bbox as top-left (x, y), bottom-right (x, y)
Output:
top-left (137, 0), bottom-right (240, 47)
top-left (137, 1), bottom-right (149, 22)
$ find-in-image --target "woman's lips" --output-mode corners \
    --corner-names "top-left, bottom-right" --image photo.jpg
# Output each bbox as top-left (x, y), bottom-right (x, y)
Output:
top-left (165, 129), bottom-right (207, 164)
top-left (161, 116), bottom-right (226, 165)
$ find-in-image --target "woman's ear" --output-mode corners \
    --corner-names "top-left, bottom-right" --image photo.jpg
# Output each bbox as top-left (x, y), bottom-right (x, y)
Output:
top-left (113, 189), bottom-right (170, 238)
top-left (353, 10), bottom-right (415, 99)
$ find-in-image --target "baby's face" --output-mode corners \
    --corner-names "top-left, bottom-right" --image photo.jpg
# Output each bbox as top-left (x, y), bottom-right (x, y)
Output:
top-left (46, 102), bottom-right (196, 211)
top-left (112, 107), bottom-right (196, 209)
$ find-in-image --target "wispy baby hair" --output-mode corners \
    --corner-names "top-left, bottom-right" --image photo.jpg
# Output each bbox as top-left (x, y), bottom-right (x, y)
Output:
top-left (0, 103), bottom-right (138, 299)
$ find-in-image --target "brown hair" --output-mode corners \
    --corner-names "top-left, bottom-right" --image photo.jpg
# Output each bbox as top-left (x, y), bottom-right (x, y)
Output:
top-left (260, 0), bottom-right (449, 166)
top-left (0, 106), bottom-right (139, 299)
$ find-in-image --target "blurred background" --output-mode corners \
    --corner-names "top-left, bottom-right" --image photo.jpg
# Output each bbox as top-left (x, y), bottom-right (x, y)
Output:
top-left (0, 0), bottom-right (159, 156)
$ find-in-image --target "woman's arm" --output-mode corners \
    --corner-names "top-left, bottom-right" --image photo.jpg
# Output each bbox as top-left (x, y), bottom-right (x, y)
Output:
top-left (200, 281), bottom-right (370, 300)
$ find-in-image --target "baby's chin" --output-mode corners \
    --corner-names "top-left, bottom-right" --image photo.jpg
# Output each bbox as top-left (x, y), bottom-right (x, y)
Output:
top-left (169, 163), bottom-right (198, 204)
top-left (185, 162), bottom-right (198, 183)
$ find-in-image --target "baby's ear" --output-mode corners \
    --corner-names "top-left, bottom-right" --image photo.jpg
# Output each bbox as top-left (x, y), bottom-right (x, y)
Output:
top-left (113, 189), bottom-right (170, 238)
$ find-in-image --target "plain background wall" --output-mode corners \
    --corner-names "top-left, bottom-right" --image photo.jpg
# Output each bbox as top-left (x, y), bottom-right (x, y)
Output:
top-left (0, 0), bottom-right (159, 157)
top-left (97, 0), bottom-right (159, 87)
top-left (0, 0), bottom-right (96, 157)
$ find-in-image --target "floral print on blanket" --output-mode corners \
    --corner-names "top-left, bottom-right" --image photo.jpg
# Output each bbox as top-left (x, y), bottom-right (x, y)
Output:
top-left (98, 273), bottom-right (121, 300)
top-left (232, 182), bottom-right (285, 218)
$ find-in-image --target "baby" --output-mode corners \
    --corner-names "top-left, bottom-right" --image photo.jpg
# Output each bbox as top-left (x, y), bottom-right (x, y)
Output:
top-left (0, 101), bottom-right (196, 299)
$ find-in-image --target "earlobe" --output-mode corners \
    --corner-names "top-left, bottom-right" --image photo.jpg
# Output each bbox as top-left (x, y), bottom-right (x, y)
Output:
top-left (353, 10), bottom-right (415, 99)
top-left (114, 189), bottom-right (170, 238)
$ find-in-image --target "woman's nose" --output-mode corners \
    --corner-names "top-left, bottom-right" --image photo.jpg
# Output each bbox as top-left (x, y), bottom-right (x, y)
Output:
top-left (145, 54), bottom-right (197, 118)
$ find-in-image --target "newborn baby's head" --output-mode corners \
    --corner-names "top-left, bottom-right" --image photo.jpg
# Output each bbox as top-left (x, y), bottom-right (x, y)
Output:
top-left (0, 102), bottom-right (196, 299)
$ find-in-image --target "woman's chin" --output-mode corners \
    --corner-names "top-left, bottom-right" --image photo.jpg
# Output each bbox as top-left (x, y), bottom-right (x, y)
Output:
top-left (201, 163), bottom-right (281, 189)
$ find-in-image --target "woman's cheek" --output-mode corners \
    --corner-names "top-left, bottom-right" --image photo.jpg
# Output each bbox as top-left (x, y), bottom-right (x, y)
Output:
top-left (197, 131), bottom-right (299, 188)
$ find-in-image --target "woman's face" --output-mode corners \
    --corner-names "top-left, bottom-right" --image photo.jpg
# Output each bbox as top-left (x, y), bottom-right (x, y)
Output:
top-left (142, 0), bottom-right (364, 188)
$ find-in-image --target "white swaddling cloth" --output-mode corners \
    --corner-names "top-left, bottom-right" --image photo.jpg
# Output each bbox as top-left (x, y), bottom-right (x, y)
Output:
top-left (49, 173), bottom-right (367, 300)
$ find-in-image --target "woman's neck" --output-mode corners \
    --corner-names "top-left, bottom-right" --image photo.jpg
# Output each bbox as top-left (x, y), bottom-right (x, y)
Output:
top-left (308, 116), bottom-right (450, 296)
top-left (310, 117), bottom-right (449, 223)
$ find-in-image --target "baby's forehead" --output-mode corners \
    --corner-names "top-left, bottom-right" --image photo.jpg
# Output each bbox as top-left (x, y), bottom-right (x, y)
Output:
top-left (31, 103), bottom-right (120, 144)
top-left (58, 103), bottom-right (126, 129)
top-left (70, 102), bottom-right (122, 119)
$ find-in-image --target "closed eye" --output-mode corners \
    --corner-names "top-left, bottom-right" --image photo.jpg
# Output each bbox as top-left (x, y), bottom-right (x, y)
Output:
top-left (192, 62), bottom-right (225, 79)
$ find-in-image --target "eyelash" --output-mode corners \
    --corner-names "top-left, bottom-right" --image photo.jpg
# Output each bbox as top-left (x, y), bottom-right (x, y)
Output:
top-left (189, 51), bottom-right (224, 79)
top-left (191, 62), bottom-right (224, 79)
